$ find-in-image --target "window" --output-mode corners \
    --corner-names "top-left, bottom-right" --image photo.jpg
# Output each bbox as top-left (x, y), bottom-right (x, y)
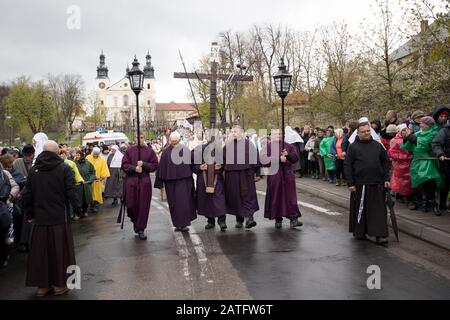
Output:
top-left (147, 84), bottom-right (150, 89)
top-left (100, 100), bottom-right (104, 105)
top-left (123, 95), bottom-right (129, 106)
top-left (147, 100), bottom-right (150, 105)
top-left (114, 96), bottom-right (118, 107)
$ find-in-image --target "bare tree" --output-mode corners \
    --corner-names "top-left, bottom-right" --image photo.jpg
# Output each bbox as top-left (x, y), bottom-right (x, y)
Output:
top-left (317, 23), bottom-right (363, 125)
top-left (47, 73), bottom-right (85, 141)
top-left (359, 0), bottom-right (410, 111)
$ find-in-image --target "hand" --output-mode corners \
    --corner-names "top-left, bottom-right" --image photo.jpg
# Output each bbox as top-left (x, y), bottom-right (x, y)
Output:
top-left (137, 161), bottom-right (143, 167)
top-left (200, 164), bottom-right (207, 171)
top-left (440, 155), bottom-right (446, 161)
top-left (327, 154), bottom-right (333, 158)
top-left (214, 164), bottom-right (221, 170)
top-left (254, 176), bottom-right (261, 182)
top-left (384, 181), bottom-right (390, 189)
top-left (348, 186), bottom-right (356, 192)
top-left (281, 149), bottom-right (288, 157)
top-left (342, 152), bottom-right (346, 157)
top-left (27, 219), bottom-right (33, 223)
top-left (280, 155), bottom-right (287, 163)
top-left (135, 166), bottom-right (143, 173)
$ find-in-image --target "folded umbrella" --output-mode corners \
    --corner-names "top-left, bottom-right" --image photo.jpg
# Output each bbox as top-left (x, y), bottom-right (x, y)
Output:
top-left (386, 190), bottom-right (399, 242)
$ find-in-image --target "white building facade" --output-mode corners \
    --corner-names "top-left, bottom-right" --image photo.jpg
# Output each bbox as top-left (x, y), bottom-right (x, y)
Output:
top-left (94, 51), bottom-right (156, 129)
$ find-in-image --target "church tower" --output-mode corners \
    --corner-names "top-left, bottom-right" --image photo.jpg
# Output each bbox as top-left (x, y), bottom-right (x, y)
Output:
top-left (143, 50), bottom-right (156, 122)
top-left (96, 50), bottom-right (110, 90)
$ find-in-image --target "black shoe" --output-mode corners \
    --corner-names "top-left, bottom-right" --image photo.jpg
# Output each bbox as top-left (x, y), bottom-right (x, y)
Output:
top-left (433, 206), bottom-right (442, 216)
top-left (175, 227), bottom-right (189, 232)
top-left (138, 232), bottom-right (147, 240)
top-left (218, 221), bottom-right (227, 231)
top-left (275, 220), bottom-right (282, 229)
top-left (423, 201), bottom-right (431, 213)
top-left (408, 202), bottom-right (418, 210)
top-left (112, 199), bottom-right (118, 207)
top-left (290, 218), bottom-right (303, 228)
top-left (376, 237), bottom-right (388, 245)
top-left (245, 217), bottom-right (257, 229)
top-left (17, 244), bottom-right (28, 253)
top-left (355, 235), bottom-right (367, 240)
top-left (205, 222), bottom-right (215, 230)
top-left (235, 222), bottom-right (243, 229)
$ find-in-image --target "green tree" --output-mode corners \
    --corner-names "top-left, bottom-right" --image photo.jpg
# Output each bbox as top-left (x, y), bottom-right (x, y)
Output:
top-left (5, 78), bottom-right (55, 134)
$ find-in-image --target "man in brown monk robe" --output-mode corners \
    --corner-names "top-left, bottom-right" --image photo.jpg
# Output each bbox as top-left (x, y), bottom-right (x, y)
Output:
top-left (344, 121), bottom-right (390, 244)
top-left (154, 132), bottom-right (197, 232)
top-left (24, 140), bottom-right (82, 297)
top-left (223, 125), bottom-right (261, 229)
top-left (122, 134), bottom-right (159, 240)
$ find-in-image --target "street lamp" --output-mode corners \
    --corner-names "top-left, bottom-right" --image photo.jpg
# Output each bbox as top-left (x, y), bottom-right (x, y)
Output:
top-left (273, 58), bottom-right (292, 149)
top-left (128, 56), bottom-right (144, 159)
top-left (78, 128), bottom-right (85, 146)
top-left (5, 115), bottom-right (12, 147)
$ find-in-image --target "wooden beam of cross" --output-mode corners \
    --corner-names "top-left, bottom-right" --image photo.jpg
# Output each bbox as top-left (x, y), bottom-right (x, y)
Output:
top-left (174, 42), bottom-right (253, 193)
top-left (174, 43), bottom-right (253, 129)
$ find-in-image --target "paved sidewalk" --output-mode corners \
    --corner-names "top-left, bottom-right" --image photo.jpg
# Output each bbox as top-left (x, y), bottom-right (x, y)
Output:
top-left (296, 177), bottom-right (450, 250)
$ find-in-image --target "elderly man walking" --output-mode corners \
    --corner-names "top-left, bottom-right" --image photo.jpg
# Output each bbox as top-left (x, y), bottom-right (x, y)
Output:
top-left (154, 131), bottom-right (197, 232)
top-left (86, 147), bottom-right (110, 212)
top-left (344, 119), bottom-right (391, 244)
top-left (23, 140), bottom-right (82, 297)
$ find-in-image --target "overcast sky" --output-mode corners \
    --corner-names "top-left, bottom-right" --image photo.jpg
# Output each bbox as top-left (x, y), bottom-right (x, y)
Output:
top-left (0, 0), bottom-right (442, 103)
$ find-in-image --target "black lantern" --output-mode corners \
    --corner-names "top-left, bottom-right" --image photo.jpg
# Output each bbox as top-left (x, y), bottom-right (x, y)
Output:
top-left (128, 56), bottom-right (144, 157)
top-left (128, 56), bottom-right (144, 94)
top-left (273, 58), bottom-right (292, 98)
top-left (273, 58), bottom-right (292, 149)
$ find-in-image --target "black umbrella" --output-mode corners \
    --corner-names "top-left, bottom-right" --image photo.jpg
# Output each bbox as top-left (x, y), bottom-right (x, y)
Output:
top-left (386, 190), bottom-right (399, 242)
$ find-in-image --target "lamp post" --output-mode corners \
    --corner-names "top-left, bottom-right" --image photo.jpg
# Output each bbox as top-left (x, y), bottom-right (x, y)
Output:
top-left (128, 56), bottom-right (145, 159)
top-left (5, 115), bottom-right (12, 147)
top-left (78, 128), bottom-right (85, 146)
top-left (273, 58), bottom-right (292, 149)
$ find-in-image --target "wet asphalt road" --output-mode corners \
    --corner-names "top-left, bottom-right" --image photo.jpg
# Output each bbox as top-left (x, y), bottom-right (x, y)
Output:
top-left (1, 179), bottom-right (450, 300)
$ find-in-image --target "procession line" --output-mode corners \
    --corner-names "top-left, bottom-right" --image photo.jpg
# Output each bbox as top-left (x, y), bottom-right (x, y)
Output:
top-left (255, 190), bottom-right (342, 216)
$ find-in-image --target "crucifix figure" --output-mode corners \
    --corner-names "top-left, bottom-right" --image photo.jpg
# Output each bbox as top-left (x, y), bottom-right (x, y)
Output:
top-left (174, 42), bottom-right (253, 193)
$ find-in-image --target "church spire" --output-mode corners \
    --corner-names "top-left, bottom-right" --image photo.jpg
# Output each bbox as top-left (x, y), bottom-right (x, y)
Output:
top-left (144, 50), bottom-right (154, 79)
top-left (96, 50), bottom-right (109, 79)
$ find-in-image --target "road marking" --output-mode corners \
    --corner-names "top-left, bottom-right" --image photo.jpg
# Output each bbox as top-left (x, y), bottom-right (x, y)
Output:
top-left (151, 197), bottom-right (213, 283)
top-left (256, 190), bottom-right (342, 216)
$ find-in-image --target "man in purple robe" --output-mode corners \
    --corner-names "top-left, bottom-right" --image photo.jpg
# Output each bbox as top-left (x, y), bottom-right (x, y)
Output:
top-left (223, 125), bottom-right (261, 229)
top-left (192, 132), bottom-right (227, 231)
top-left (121, 134), bottom-right (159, 240)
top-left (154, 132), bottom-right (196, 232)
top-left (261, 129), bottom-right (303, 228)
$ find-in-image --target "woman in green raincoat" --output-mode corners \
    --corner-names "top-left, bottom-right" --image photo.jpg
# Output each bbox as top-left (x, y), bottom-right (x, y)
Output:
top-left (74, 149), bottom-right (96, 218)
top-left (401, 116), bottom-right (442, 215)
top-left (320, 127), bottom-right (336, 183)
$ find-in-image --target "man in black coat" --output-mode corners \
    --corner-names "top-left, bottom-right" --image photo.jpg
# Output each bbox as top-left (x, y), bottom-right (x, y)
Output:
top-left (344, 121), bottom-right (391, 244)
top-left (23, 140), bottom-right (82, 297)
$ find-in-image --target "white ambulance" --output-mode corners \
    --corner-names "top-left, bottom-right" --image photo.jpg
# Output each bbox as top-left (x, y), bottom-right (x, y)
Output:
top-left (82, 131), bottom-right (129, 146)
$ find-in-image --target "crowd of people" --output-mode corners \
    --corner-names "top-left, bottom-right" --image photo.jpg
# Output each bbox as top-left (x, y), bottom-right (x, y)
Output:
top-left (282, 106), bottom-right (450, 217)
top-left (0, 104), bottom-right (448, 297)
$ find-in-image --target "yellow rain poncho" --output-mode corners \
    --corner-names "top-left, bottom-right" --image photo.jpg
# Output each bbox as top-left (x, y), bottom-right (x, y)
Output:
top-left (86, 153), bottom-right (110, 204)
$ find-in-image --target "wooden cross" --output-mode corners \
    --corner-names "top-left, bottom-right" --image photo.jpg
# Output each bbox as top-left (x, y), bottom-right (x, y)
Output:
top-left (174, 42), bottom-right (253, 192)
